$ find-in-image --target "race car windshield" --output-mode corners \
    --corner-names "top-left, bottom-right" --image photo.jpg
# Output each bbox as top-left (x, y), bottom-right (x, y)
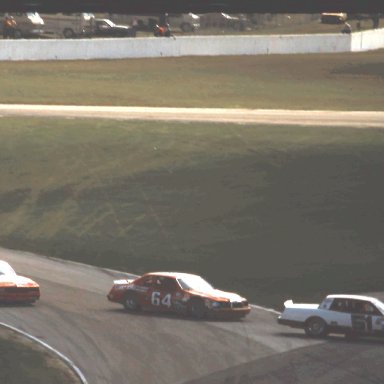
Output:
top-left (0, 262), bottom-right (17, 276)
top-left (177, 276), bottom-right (214, 292)
top-left (374, 300), bottom-right (384, 314)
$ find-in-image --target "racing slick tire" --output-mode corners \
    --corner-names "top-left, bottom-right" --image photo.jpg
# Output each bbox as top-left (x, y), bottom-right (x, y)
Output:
top-left (189, 299), bottom-right (207, 319)
top-left (123, 292), bottom-right (140, 311)
top-left (304, 317), bottom-right (328, 338)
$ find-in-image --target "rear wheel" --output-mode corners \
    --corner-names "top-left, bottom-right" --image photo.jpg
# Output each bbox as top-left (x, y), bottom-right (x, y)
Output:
top-left (181, 22), bottom-right (193, 33)
top-left (63, 28), bottom-right (75, 39)
top-left (305, 317), bottom-right (327, 338)
top-left (123, 292), bottom-right (140, 311)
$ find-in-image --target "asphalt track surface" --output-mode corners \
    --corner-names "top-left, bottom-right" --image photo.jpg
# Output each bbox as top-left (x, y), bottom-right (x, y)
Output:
top-left (1, 107), bottom-right (384, 384)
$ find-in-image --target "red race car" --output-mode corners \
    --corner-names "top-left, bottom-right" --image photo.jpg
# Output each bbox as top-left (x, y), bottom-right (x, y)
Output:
top-left (0, 260), bottom-right (40, 304)
top-left (107, 271), bottom-right (251, 319)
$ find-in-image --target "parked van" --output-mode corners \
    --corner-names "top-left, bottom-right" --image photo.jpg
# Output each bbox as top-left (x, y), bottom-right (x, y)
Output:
top-left (40, 13), bottom-right (94, 38)
top-left (167, 13), bottom-right (200, 32)
top-left (111, 13), bottom-right (200, 33)
top-left (0, 12), bottom-right (44, 38)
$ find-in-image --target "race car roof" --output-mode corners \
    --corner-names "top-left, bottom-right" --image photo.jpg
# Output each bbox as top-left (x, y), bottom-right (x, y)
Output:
top-left (326, 294), bottom-right (384, 304)
top-left (144, 271), bottom-right (203, 280)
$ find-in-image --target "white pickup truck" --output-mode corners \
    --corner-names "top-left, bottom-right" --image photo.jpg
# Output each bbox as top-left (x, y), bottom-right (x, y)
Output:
top-left (278, 294), bottom-right (384, 338)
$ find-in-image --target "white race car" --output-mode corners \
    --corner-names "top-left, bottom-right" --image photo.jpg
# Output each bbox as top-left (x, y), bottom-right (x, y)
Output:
top-left (277, 294), bottom-right (384, 338)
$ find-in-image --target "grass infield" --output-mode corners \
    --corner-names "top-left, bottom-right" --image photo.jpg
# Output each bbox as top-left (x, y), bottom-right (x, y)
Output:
top-left (0, 327), bottom-right (79, 384)
top-left (1, 118), bottom-right (384, 309)
top-left (1, 50), bottom-right (384, 384)
top-left (0, 51), bottom-right (383, 309)
top-left (0, 51), bottom-right (383, 111)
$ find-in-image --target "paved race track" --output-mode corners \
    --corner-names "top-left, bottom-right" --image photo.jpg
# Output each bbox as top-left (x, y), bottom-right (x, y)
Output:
top-left (1, 106), bottom-right (384, 384)
top-left (2, 247), bottom-right (384, 384)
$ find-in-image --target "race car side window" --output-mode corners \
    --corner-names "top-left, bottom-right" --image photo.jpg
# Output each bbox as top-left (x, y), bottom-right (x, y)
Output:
top-left (161, 277), bottom-right (179, 292)
top-left (141, 276), bottom-right (155, 287)
top-left (330, 298), bottom-right (348, 312)
top-left (352, 300), bottom-right (381, 316)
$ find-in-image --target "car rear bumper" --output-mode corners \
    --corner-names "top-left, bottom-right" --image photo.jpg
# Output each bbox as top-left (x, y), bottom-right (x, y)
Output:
top-left (277, 317), bottom-right (304, 328)
top-left (0, 292), bottom-right (40, 303)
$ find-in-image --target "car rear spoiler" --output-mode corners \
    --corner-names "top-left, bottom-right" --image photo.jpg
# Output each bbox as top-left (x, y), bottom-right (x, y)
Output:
top-left (113, 278), bottom-right (134, 285)
top-left (283, 299), bottom-right (293, 307)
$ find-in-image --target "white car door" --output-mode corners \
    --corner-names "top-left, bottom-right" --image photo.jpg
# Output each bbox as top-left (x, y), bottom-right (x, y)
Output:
top-left (350, 299), bottom-right (384, 334)
top-left (324, 298), bottom-right (352, 329)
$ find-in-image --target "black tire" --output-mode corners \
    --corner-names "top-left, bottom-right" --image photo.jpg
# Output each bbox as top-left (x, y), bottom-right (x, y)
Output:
top-left (181, 22), bottom-right (193, 33)
top-left (123, 292), bottom-right (140, 311)
top-left (63, 28), bottom-right (75, 39)
top-left (14, 29), bottom-right (22, 39)
top-left (189, 299), bottom-right (207, 319)
top-left (304, 317), bottom-right (328, 338)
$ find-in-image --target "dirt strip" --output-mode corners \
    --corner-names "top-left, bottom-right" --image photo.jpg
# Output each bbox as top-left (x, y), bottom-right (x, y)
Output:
top-left (0, 104), bottom-right (383, 127)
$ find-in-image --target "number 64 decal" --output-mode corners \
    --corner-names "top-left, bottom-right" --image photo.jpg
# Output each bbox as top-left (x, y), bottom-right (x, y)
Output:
top-left (151, 292), bottom-right (172, 307)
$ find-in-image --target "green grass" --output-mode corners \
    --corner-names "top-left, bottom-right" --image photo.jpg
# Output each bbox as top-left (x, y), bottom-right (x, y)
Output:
top-left (2, 50), bottom-right (384, 383)
top-left (0, 328), bottom-right (78, 384)
top-left (0, 51), bottom-right (383, 110)
top-left (1, 117), bottom-right (384, 309)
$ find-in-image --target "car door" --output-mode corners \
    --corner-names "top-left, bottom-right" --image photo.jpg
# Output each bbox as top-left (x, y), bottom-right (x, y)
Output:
top-left (134, 275), bottom-right (157, 309)
top-left (326, 298), bottom-right (353, 330)
top-left (150, 276), bottom-right (180, 313)
top-left (350, 299), bottom-right (384, 335)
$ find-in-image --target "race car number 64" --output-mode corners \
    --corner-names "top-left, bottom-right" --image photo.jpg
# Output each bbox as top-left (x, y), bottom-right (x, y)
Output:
top-left (151, 292), bottom-right (172, 307)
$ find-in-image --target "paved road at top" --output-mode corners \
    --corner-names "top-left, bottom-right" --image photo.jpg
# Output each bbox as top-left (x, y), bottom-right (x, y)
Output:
top-left (0, 104), bottom-right (384, 127)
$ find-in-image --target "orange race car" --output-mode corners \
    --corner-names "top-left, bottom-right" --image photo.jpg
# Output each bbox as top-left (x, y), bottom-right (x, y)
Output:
top-left (0, 260), bottom-right (40, 304)
top-left (107, 271), bottom-right (251, 319)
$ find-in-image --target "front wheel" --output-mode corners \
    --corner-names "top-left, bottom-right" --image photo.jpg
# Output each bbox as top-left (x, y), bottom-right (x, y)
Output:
top-left (63, 28), bottom-right (75, 39)
top-left (304, 317), bottom-right (327, 338)
top-left (181, 23), bottom-right (193, 33)
top-left (189, 299), bottom-right (207, 319)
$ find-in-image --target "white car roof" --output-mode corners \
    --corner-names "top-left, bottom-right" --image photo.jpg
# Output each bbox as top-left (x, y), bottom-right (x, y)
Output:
top-left (326, 294), bottom-right (383, 304)
top-left (146, 272), bottom-right (203, 280)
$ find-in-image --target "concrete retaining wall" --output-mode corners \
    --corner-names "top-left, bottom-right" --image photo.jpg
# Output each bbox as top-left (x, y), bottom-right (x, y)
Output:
top-left (0, 29), bottom-right (383, 61)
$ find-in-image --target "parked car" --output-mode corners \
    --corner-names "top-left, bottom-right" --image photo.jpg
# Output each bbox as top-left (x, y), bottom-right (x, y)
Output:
top-left (0, 12), bottom-right (44, 38)
top-left (278, 294), bottom-right (384, 338)
top-left (107, 271), bottom-right (251, 319)
top-left (167, 13), bottom-right (200, 32)
top-left (0, 260), bottom-right (40, 304)
top-left (320, 13), bottom-right (348, 24)
top-left (200, 12), bottom-right (248, 30)
top-left (121, 13), bottom-right (200, 33)
top-left (91, 18), bottom-right (136, 37)
top-left (40, 12), bottom-right (94, 38)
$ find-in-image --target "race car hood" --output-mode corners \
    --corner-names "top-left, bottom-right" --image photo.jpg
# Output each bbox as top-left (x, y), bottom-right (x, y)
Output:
top-left (190, 288), bottom-right (245, 302)
top-left (0, 274), bottom-right (38, 287)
